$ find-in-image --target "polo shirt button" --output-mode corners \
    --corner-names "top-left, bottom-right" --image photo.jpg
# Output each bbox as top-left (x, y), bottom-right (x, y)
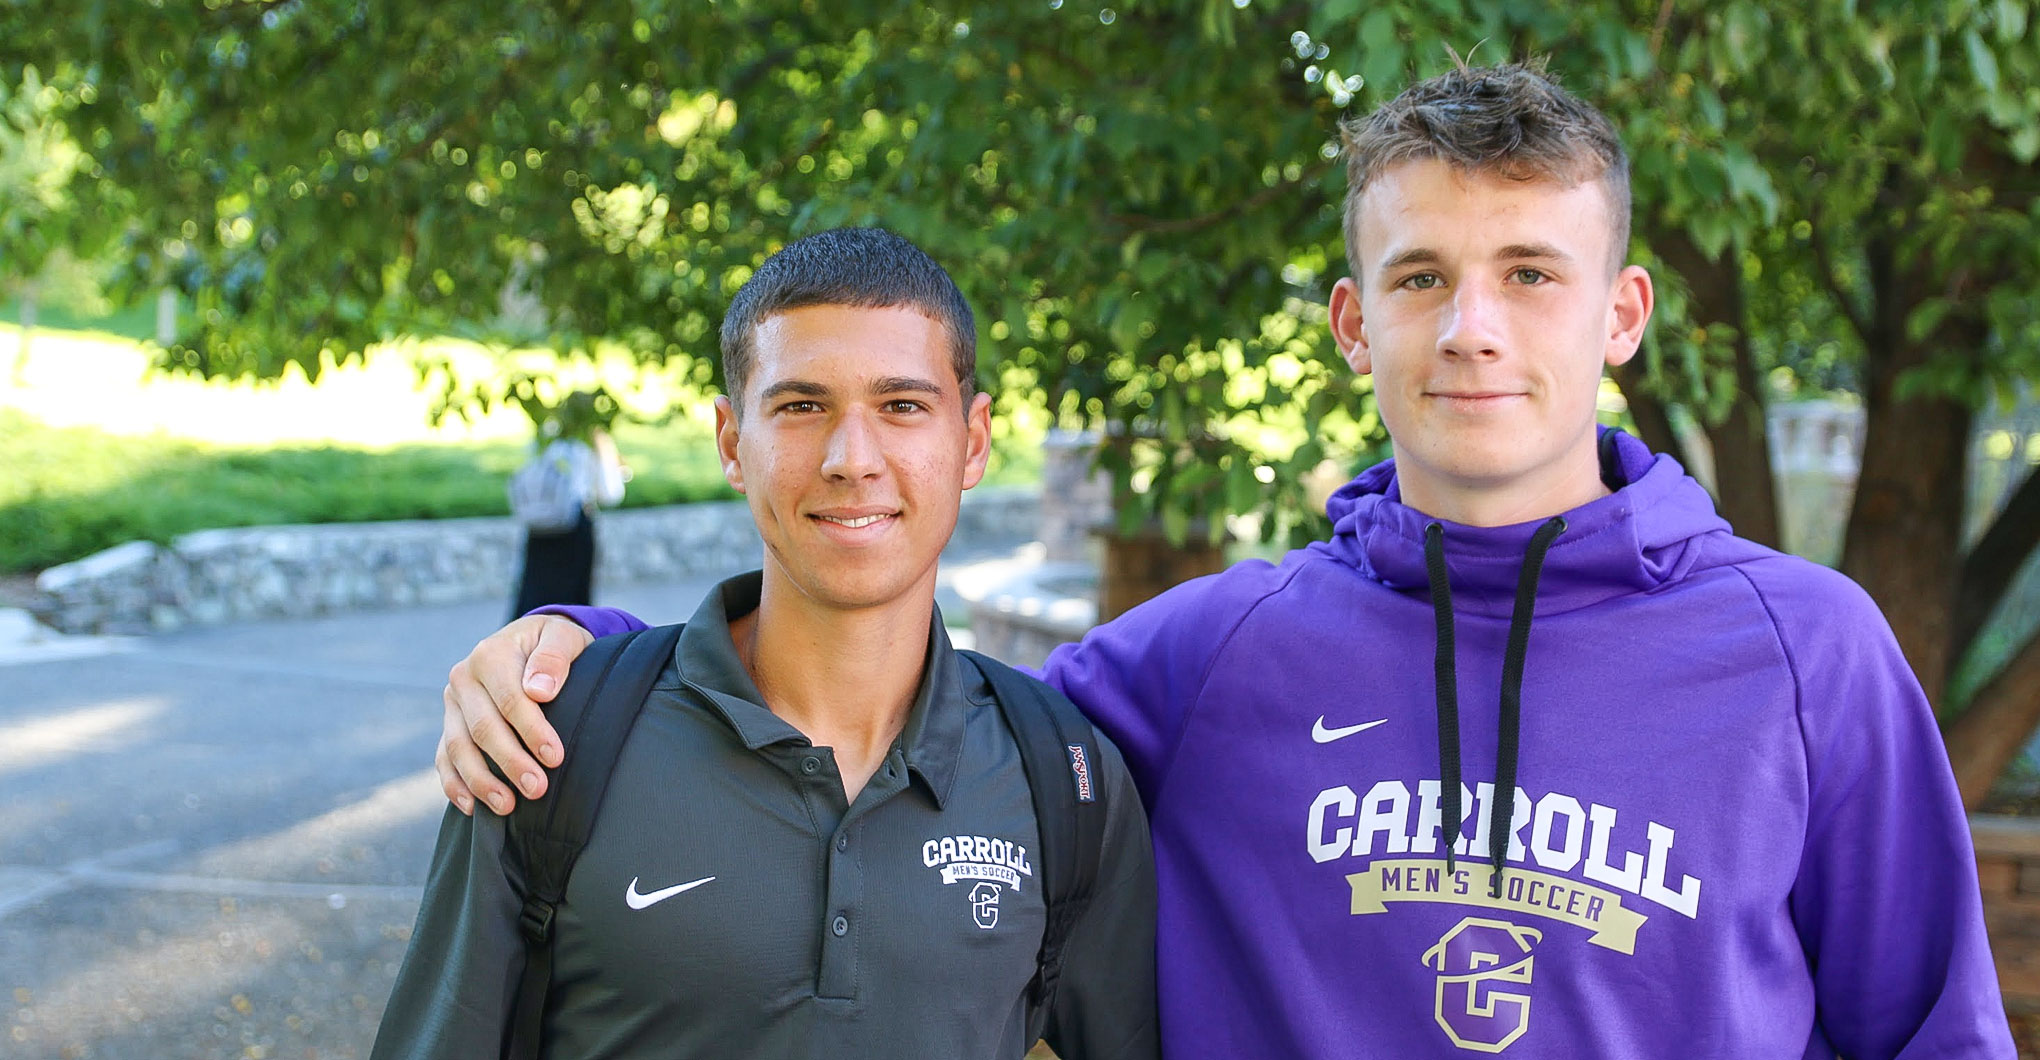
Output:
top-left (832, 915), bottom-right (849, 936)
top-left (836, 835), bottom-right (849, 852)
top-left (800, 756), bottom-right (821, 775)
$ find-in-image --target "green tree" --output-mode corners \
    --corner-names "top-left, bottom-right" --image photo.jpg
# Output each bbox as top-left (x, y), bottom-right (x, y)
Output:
top-left (0, 65), bottom-right (116, 377)
top-left (4, 0), bottom-right (2035, 797)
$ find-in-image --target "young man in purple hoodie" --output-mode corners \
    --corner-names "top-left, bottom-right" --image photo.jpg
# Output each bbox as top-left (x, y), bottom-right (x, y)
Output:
top-left (431, 63), bottom-right (2012, 1057)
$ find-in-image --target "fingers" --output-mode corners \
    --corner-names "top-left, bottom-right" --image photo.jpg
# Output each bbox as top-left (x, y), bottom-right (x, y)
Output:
top-left (436, 693), bottom-right (478, 816)
top-left (443, 662), bottom-right (535, 814)
top-left (446, 647), bottom-right (549, 815)
top-left (434, 613), bottom-right (592, 816)
top-left (512, 617), bottom-right (590, 766)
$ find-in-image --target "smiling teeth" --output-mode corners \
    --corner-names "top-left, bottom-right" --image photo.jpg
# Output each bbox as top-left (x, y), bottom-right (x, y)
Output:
top-left (819, 514), bottom-right (889, 528)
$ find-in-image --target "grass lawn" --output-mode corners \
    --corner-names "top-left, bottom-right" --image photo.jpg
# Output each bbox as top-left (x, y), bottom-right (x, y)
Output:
top-left (0, 312), bottom-right (1044, 575)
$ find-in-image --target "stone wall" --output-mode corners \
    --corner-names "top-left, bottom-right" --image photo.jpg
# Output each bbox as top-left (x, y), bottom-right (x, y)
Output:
top-left (32, 487), bottom-right (1039, 635)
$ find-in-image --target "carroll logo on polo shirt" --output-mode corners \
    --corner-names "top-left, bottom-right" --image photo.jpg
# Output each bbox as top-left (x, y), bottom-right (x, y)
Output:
top-left (922, 833), bottom-right (1034, 890)
top-left (970, 882), bottom-right (1002, 929)
top-left (923, 833), bottom-right (1033, 927)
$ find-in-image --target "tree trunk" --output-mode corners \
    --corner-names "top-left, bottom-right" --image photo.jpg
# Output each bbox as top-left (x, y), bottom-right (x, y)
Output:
top-left (1838, 326), bottom-right (1975, 721)
top-left (1700, 336), bottom-right (1780, 550)
top-left (1943, 629), bottom-right (2040, 810)
top-left (1607, 358), bottom-right (1688, 469)
top-left (1953, 464), bottom-right (2040, 663)
top-left (1094, 522), bottom-right (1228, 622)
top-left (1653, 230), bottom-right (1781, 549)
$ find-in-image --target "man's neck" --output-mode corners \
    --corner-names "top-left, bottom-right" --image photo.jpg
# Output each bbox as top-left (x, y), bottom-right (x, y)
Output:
top-left (730, 572), bottom-right (937, 802)
top-left (1397, 445), bottom-right (1611, 528)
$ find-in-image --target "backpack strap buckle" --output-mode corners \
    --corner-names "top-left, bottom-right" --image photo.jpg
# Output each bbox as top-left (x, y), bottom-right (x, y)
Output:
top-left (518, 897), bottom-right (556, 944)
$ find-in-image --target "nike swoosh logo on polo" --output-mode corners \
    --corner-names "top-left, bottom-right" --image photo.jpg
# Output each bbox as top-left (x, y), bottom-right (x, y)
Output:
top-left (1312, 716), bottom-right (1387, 743)
top-left (625, 875), bottom-right (717, 909)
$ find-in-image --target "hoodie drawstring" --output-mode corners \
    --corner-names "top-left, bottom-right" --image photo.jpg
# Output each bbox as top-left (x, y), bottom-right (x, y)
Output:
top-left (1423, 516), bottom-right (1567, 895)
top-left (1422, 523), bottom-right (1462, 874)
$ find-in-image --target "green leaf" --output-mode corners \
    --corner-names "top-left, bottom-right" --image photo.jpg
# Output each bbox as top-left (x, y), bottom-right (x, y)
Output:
top-left (1994, 0), bottom-right (2028, 43)
top-left (1906, 297), bottom-right (1952, 344)
top-left (2011, 125), bottom-right (2040, 164)
top-left (1160, 501), bottom-right (1190, 546)
top-left (1963, 28), bottom-right (1999, 92)
top-left (1689, 213), bottom-right (1732, 261)
top-left (1225, 458), bottom-right (1260, 516)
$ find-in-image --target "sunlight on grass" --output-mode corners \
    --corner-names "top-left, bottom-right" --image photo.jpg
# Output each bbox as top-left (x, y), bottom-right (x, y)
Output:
top-left (2, 325), bottom-right (543, 447)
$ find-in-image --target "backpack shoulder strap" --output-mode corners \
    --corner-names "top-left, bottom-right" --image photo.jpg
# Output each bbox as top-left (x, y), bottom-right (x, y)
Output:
top-left (502, 622), bottom-right (684, 1060)
top-left (959, 649), bottom-right (1107, 1016)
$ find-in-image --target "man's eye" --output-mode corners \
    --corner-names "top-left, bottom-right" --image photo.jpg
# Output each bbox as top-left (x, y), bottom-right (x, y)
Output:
top-left (884, 400), bottom-right (925, 414)
top-left (1402, 273), bottom-right (1441, 290)
top-left (1512, 267), bottom-right (1548, 285)
top-left (780, 400), bottom-right (821, 414)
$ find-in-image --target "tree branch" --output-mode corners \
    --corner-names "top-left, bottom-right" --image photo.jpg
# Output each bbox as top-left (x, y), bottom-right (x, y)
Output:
top-left (1945, 625), bottom-right (2040, 809)
top-left (1955, 462), bottom-right (2040, 661)
top-left (1648, 0), bottom-right (1676, 58)
top-left (1804, 200), bottom-right (1876, 349)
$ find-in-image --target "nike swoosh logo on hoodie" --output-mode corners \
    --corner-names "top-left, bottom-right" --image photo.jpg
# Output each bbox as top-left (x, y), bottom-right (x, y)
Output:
top-left (1312, 717), bottom-right (1387, 743)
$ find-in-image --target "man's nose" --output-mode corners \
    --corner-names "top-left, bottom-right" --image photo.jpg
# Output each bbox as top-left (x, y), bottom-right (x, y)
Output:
top-left (820, 411), bottom-right (884, 480)
top-left (1437, 284), bottom-right (1504, 359)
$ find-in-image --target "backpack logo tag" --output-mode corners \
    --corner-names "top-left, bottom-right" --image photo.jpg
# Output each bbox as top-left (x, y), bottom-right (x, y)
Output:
top-left (1066, 744), bottom-right (1096, 803)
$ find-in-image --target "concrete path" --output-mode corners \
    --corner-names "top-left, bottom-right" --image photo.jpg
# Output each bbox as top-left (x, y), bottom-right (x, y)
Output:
top-left (0, 555), bottom-right (1008, 1060)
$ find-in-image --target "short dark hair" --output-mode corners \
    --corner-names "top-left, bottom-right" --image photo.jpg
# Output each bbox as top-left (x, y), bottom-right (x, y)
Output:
top-left (1340, 61), bottom-right (1631, 273)
top-left (720, 227), bottom-right (977, 413)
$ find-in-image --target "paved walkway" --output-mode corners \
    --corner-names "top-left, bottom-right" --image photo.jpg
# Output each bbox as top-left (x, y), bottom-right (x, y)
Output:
top-left (0, 555), bottom-right (1010, 1060)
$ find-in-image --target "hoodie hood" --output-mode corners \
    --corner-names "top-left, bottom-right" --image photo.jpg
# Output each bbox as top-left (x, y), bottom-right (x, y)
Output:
top-left (1322, 427), bottom-right (1732, 618)
top-left (1322, 426), bottom-right (1737, 891)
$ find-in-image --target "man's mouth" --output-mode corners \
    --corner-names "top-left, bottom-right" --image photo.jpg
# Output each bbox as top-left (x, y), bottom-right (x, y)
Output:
top-left (812, 511), bottom-right (898, 528)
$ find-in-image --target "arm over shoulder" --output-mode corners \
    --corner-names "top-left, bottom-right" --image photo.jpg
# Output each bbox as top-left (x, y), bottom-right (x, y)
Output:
top-left (368, 806), bottom-right (528, 1059)
top-left (528, 604), bottom-right (647, 638)
top-left (1036, 562), bottom-right (1283, 803)
top-left (1744, 560), bottom-right (2015, 1059)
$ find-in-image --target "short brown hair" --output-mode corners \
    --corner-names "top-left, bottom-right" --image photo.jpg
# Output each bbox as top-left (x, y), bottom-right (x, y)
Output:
top-left (721, 227), bottom-right (976, 416)
top-left (1340, 61), bottom-right (1631, 273)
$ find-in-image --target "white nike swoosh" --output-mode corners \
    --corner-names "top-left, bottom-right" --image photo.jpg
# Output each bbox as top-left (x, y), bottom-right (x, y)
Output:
top-left (1312, 716), bottom-right (1387, 743)
top-left (625, 875), bottom-right (717, 910)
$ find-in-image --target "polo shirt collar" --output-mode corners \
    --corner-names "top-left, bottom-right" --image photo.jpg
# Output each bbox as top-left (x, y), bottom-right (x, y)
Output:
top-left (675, 571), bottom-right (965, 808)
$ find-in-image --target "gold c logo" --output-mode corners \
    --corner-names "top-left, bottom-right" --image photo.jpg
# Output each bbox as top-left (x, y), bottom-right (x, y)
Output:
top-left (1422, 917), bottom-right (1542, 1053)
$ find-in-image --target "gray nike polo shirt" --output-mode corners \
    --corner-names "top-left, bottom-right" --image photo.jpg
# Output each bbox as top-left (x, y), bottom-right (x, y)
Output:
top-left (371, 573), bottom-right (1158, 1060)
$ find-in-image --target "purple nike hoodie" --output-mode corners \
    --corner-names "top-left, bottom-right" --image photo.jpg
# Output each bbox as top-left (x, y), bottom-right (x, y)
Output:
top-left (550, 429), bottom-right (2011, 1058)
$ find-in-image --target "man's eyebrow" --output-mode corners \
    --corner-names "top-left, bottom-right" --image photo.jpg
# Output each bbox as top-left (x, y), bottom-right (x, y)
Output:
top-left (871, 376), bottom-right (946, 396)
top-left (757, 379), bottom-right (830, 403)
top-left (1378, 247), bottom-right (1440, 274)
top-left (1497, 242), bottom-right (1574, 263)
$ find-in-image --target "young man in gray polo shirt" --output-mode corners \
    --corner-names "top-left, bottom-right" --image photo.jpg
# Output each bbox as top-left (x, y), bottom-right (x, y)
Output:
top-left (371, 228), bottom-right (1157, 1059)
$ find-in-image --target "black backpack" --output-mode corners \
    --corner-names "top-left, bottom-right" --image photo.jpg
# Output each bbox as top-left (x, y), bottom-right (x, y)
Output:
top-left (500, 624), bottom-right (1109, 1060)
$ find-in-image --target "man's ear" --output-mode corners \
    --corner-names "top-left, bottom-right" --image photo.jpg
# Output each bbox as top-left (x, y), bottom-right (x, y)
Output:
top-left (960, 391), bottom-right (993, 491)
top-left (1604, 265), bottom-right (1654, 368)
top-left (1329, 276), bottom-right (1371, 374)
top-left (713, 395), bottom-right (746, 494)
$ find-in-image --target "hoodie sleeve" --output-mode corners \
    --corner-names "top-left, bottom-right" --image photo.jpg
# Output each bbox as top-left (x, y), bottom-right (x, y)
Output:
top-left (1034, 563), bottom-right (1277, 806)
top-left (368, 805), bottom-right (527, 1059)
top-left (527, 604), bottom-right (647, 638)
top-left (1751, 561), bottom-right (2015, 1059)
